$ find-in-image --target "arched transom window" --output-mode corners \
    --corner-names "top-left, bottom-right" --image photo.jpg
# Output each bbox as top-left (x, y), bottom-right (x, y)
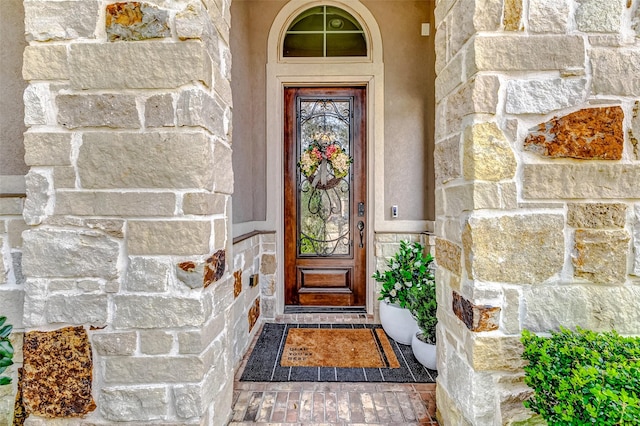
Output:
top-left (283, 6), bottom-right (367, 57)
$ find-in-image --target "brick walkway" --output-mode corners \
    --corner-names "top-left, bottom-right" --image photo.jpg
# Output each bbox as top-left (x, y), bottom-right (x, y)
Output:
top-left (229, 314), bottom-right (438, 425)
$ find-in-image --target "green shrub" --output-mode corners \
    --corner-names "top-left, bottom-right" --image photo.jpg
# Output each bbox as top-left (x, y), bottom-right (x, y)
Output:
top-left (372, 240), bottom-right (433, 309)
top-left (0, 316), bottom-right (13, 386)
top-left (521, 327), bottom-right (640, 425)
top-left (407, 280), bottom-right (437, 344)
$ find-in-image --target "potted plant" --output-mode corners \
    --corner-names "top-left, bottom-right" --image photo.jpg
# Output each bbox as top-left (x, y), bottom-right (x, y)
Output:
top-left (373, 240), bottom-right (432, 344)
top-left (0, 316), bottom-right (14, 385)
top-left (407, 279), bottom-right (437, 370)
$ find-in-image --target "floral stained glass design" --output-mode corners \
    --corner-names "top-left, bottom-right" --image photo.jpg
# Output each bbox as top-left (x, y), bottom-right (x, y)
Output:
top-left (297, 99), bottom-right (353, 257)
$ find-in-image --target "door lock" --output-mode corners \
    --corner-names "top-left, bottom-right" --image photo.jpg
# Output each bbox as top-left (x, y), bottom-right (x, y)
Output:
top-left (358, 202), bottom-right (365, 217)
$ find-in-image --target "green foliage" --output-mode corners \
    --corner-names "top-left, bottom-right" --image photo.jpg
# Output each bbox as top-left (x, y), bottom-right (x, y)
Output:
top-left (372, 240), bottom-right (434, 309)
top-left (0, 316), bottom-right (13, 386)
top-left (521, 327), bottom-right (640, 426)
top-left (407, 279), bottom-right (437, 344)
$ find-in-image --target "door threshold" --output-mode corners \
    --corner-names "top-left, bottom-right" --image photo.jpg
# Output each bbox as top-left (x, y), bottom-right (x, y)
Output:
top-left (284, 306), bottom-right (367, 314)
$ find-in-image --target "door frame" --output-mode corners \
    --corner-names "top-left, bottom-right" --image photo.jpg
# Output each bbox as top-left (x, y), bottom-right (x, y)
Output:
top-left (258, 0), bottom-right (389, 316)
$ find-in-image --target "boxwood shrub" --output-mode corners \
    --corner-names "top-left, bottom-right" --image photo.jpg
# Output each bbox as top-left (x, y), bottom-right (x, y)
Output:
top-left (521, 327), bottom-right (640, 425)
top-left (0, 316), bottom-right (13, 385)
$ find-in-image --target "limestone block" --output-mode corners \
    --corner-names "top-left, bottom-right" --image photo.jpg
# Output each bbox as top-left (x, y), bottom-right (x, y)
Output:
top-left (53, 167), bottom-right (76, 189)
top-left (213, 141), bottom-right (234, 195)
top-left (435, 54), bottom-right (463, 102)
top-left (260, 254), bottom-right (276, 275)
top-left (173, 384), bottom-right (203, 419)
top-left (473, 0), bottom-right (502, 31)
top-left (446, 76), bottom-right (499, 134)
top-left (126, 257), bottom-right (170, 293)
top-left (524, 107), bottom-right (623, 160)
top-left (99, 387), bottom-right (168, 422)
top-left (69, 41), bottom-right (212, 89)
top-left (176, 2), bottom-right (210, 40)
top-left (434, 20), bottom-right (447, 75)
top-left (145, 94), bottom-right (175, 127)
top-left (24, 1), bottom-right (99, 41)
top-left (23, 171), bottom-right (52, 226)
top-left (468, 336), bottom-right (526, 371)
top-left (7, 220), bottom-right (28, 249)
top-left (523, 284), bottom-right (640, 333)
top-left (434, 135), bottom-right (461, 185)
top-left (106, 2), bottom-right (171, 42)
top-left (502, 289), bottom-right (521, 335)
top-left (55, 191), bottom-right (176, 217)
top-left (22, 327), bottom-right (96, 417)
top-left (573, 229), bottom-right (629, 284)
top-left (11, 253), bottom-right (24, 288)
top-left (448, 0), bottom-right (474, 56)
top-left (113, 295), bottom-right (206, 329)
top-left (178, 315), bottom-right (225, 355)
top-left (576, 0), bottom-right (623, 33)
top-left (104, 356), bottom-right (204, 383)
top-left (634, 205), bottom-right (640, 276)
top-left (0, 289), bottom-right (24, 330)
top-left (128, 220), bottom-right (211, 256)
top-left (0, 198), bottom-right (23, 216)
top-left (23, 84), bottom-right (49, 125)
top-left (568, 203), bottom-right (626, 229)
top-left (592, 48), bottom-right (640, 96)
top-left (436, 238), bottom-right (462, 275)
top-left (24, 133), bottom-right (72, 166)
top-left (463, 214), bottom-right (564, 284)
top-left (22, 229), bottom-right (119, 279)
top-left (523, 164), bottom-right (640, 199)
top-left (140, 330), bottom-right (174, 355)
top-left (469, 35), bottom-right (584, 72)
top-left (45, 294), bottom-right (108, 326)
top-left (177, 89), bottom-right (225, 135)
top-left (503, 0), bottom-right (523, 31)
top-left (505, 78), bottom-right (587, 114)
top-left (443, 183), bottom-right (501, 217)
top-left (528, 0), bottom-right (569, 33)
top-left (78, 132), bottom-right (214, 190)
top-left (22, 45), bottom-right (69, 81)
top-left (92, 332), bottom-right (137, 356)
top-left (183, 192), bottom-right (227, 215)
top-left (57, 94), bottom-right (140, 129)
top-left (463, 123), bottom-right (516, 181)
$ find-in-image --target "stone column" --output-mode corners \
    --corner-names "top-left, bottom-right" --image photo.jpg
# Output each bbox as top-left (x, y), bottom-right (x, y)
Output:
top-left (20, 1), bottom-right (233, 424)
top-left (434, 0), bottom-right (640, 424)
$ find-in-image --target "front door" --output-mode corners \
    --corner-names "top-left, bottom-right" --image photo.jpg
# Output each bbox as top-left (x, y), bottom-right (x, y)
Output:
top-left (284, 87), bottom-right (367, 307)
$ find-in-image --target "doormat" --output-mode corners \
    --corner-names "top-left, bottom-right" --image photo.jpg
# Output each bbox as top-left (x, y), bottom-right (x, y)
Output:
top-left (240, 323), bottom-right (437, 383)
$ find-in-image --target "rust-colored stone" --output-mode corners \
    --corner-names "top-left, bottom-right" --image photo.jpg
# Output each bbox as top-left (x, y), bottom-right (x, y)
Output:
top-left (203, 250), bottom-right (225, 288)
top-left (452, 292), bottom-right (500, 332)
top-left (503, 0), bottom-right (523, 31)
top-left (22, 327), bottom-right (96, 418)
top-left (524, 107), bottom-right (624, 160)
top-left (13, 368), bottom-right (26, 426)
top-left (106, 2), bottom-right (170, 42)
top-left (233, 270), bottom-right (242, 298)
top-left (248, 298), bottom-right (261, 332)
top-left (178, 261), bottom-right (197, 272)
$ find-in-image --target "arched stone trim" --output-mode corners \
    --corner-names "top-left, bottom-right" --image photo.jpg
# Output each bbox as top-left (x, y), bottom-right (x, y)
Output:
top-left (262, 0), bottom-right (385, 315)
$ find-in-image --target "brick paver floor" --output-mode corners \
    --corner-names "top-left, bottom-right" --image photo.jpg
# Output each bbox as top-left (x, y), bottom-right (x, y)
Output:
top-left (229, 314), bottom-right (438, 425)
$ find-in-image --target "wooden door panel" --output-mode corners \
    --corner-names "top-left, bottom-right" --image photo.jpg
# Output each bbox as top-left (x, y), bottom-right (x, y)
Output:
top-left (284, 87), bottom-right (367, 308)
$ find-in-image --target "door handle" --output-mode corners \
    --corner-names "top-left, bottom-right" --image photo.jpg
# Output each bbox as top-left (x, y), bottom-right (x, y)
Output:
top-left (357, 221), bottom-right (365, 248)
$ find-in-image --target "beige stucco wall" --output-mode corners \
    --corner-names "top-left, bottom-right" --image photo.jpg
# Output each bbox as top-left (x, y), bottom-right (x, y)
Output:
top-left (230, 0), bottom-right (435, 224)
top-left (0, 0), bottom-right (28, 178)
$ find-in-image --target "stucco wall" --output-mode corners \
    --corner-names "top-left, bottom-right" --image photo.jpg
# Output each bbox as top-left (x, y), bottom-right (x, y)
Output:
top-left (230, 0), bottom-right (435, 224)
top-left (0, 0), bottom-right (28, 178)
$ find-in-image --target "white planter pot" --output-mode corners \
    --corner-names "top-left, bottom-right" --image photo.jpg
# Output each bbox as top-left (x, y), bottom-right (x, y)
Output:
top-left (411, 332), bottom-right (437, 370)
top-left (379, 300), bottom-right (419, 345)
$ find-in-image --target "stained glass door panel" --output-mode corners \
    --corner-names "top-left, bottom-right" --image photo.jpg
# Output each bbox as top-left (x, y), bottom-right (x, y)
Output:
top-left (284, 87), bottom-right (367, 307)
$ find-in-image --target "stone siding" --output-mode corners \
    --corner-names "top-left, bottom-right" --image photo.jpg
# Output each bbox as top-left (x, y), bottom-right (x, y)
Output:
top-left (16, 1), bottom-right (236, 424)
top-left (435, 0), bottom-right (640, 424)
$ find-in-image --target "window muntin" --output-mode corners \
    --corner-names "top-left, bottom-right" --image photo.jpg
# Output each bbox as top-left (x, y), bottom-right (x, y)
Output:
top-left (283, 6), bottom-right (367, 57)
